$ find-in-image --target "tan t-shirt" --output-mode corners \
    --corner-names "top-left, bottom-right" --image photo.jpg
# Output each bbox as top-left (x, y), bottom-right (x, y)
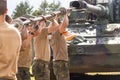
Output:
top-left (18, 44), bottom-right (32, 68)
top-left (0, 22), bottom-right (21, 79)
top-left (34, 28), bottom-right (50, 62)
top-left (50, 30), bottom-right (68, 61)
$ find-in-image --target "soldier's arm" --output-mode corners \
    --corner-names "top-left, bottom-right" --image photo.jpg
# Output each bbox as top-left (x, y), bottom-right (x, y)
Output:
top-left (20, 25), bottom-right (33, 50)
top-left (59, 13), bottom-right (69, 33)
top-left (32, 21), bottom-right (45, 36)
top-left (47, 19), bottom-right (59, 34)
top-left (21, 34), bottom-right (33, 50)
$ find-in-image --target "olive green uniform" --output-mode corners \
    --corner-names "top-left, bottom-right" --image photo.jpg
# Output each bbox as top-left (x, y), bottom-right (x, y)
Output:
top-left (32, 28), bottom-right (50, 80)
top-left (50, 30), bottom-right (70, 80)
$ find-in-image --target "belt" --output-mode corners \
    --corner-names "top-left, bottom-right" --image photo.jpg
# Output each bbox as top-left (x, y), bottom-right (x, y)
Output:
top-left (34, 59), bottom-right (50, 64)
top-left (53, 60), bottom-right (68, 63)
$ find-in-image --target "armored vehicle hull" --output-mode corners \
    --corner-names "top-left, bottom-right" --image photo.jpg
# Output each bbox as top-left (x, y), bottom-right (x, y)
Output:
top-left (67, 23), bottom-right (120, 73)
top-left (68, 0), bottom-right (120, 73)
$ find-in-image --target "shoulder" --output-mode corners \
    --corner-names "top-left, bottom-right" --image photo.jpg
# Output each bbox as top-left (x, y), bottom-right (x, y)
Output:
top-left (42, 27), bottom-right (48, 31)
top-left (52, 30), bottom-right (62, 36)
top-left (7, 23), bottom-right (21, 38)
top-left (4, 22), bottom-right (22, 44)
top-left (8, 23), bottom-right (19, 32)
top-left (41, 27), bottom-right (48, 33)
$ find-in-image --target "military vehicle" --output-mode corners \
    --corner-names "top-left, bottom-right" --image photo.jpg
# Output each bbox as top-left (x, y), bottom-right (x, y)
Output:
top-left (67, 0), bottom-right (120, 74)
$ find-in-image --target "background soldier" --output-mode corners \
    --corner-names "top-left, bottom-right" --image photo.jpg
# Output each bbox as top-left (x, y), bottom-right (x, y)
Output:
top-left (0, 0), bottom-right (21, 79)
top-left (5, 14), bottom-right (13, 24)
top-left (17, 24), bottom-right (34, 80)
top-left (50, 12), bottom-right (70, 80)
top-left (16, 16), bottom-right (36, 80)
top-left (32, 19), bottom-right (59, 80)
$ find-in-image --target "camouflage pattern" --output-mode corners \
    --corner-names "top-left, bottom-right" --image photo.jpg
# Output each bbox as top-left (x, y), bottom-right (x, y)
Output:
top-left (67, 0), bottom-right (120, 74)
top-left (53, 60), bottom-right (70, 80)
top-left (16, 67), bottom-right (30, 80)
top-left (32, 59), bottom-right (50, 80)
top-left (0, 78), bottom-right (15, 80)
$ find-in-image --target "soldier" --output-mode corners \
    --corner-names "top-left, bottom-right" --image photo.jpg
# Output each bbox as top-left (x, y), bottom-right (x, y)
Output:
top-left (16, 17), bottom-right (35, 80)
top-left (32, 19), bottom-right (59, 80)
top-left (50, 11), bottom-right (70, 80)
top-left (0, 0), bottom-right (21, 80)
top-left (16, 25), bottom-right (33, 80)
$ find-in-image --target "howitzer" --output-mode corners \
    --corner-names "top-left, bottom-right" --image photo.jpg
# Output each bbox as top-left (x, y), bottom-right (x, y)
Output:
top-left (66, 0), bottom-right (120, 75)
top-left (13, 7), bottom-right (72, 30)
top-left (70, 0), bottom-right (120, 23)
top-left (70, 0), bottom-right (108, 17)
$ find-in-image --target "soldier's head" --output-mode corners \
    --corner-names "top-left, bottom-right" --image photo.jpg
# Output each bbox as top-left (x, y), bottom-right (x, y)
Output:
top-left (0, 0), bottom-right (7, 15)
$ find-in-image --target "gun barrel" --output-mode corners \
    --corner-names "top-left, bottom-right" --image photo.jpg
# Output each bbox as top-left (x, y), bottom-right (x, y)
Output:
top-left (70, 1), bottom-right (107, 16)
top-left (22, 8), bottom-right (72, 25)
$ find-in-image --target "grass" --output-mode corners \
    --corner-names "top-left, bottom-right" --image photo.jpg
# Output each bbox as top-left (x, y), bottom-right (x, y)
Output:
top-left (30, 66), bottom-right (35, 80)
top-left (86, 72), bottom-right (120, 75)
top-left (31, 77), bottom-right (34, 80)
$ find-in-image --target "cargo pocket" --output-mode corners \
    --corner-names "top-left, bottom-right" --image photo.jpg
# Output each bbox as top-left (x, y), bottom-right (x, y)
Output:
top-left (32, 61), bottom-right (45, 76)
top-left (60, 62), bottom-right (69, 78)
top-left (53, 62), bottom-right (60, 76)
top-left (23, 70), bottom-right (30, 79)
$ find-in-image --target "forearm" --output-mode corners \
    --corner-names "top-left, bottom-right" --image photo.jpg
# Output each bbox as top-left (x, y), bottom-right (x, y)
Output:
top-left (59, 14), bottom-right (69, 33)
top-left (21, 34), bottom-right (33, 50)
top-left (48, 20), bottom-right (59, 33)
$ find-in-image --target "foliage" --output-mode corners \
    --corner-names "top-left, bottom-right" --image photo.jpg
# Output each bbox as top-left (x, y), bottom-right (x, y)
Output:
top-left (32, 10), bottom-right (42, 16)
top-left (39, 0), bottom-right (49, 15)
top-left (35, 0), bottom-right (61, 16)
top-left (12, 0), bottom-right (62, 18)
top-left (48, 0), bottom-right (61, 13)
top-left (12, 1), bottom-right (33, 19)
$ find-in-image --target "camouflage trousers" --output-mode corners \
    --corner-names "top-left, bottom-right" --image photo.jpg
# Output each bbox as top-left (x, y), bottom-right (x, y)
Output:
top-left (32, 59), bottom-right (50, 80)
top-left (0, 78), bottom-right (15, 80)
top-left (53, 60), bottom-right (70, 80)
top-left (16, 67), bottom-right (31, 80)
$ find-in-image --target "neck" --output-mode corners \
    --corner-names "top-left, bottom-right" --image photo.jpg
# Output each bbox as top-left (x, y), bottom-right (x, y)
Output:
top-left (0, 15), bottom-right (5, 24)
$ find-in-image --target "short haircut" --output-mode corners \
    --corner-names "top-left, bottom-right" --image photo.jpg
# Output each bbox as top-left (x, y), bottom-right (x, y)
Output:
top-left (0, 0), bottom-right (7, 15)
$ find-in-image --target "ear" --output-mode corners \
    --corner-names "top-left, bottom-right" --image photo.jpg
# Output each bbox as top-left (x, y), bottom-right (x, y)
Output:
top-left (5, 8), bottom-right (8, 14)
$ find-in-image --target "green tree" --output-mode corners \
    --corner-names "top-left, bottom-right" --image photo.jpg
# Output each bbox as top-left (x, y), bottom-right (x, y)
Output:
top-left (32, 10), bottom-right (42, 16)
top-left (37, 0), bottom-right (61, 15)
top-left (12, 1), bottom-right (33, 19)
top-left (48, 0), bottom-right (61, 13)
top-left (39, 0), bottom-right (49, 15)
